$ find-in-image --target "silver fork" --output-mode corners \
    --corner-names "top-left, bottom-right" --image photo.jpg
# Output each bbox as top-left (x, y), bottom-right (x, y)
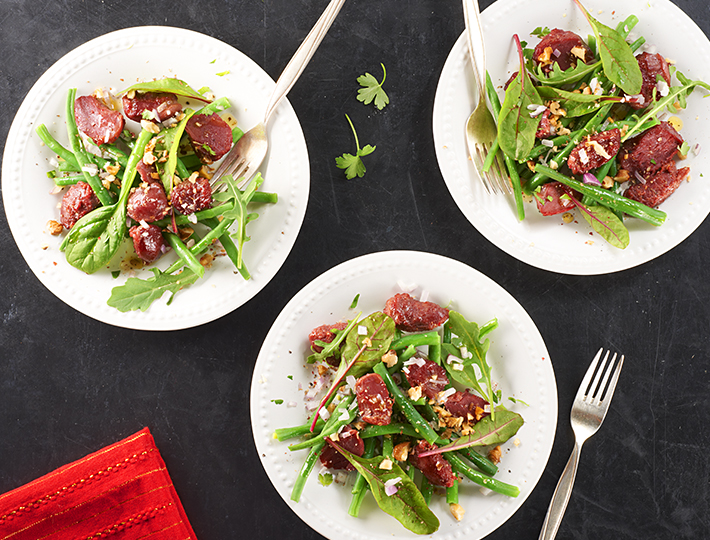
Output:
top-left (538, 348), bottom-right (625, 540)
top-left (462, 0), bottom-right (511, 194)
top-left (211, 0), bottom-right (346, 188)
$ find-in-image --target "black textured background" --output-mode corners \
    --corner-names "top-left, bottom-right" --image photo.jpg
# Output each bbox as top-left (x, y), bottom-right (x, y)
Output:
top-left (1, 0), bottom-right (709, 539)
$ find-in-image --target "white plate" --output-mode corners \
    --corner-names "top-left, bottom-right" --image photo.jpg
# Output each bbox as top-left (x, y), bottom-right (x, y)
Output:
top-left (2, 26), bottom-right (309, 330)
top-left (433, 0), bottom-right (710, 275)
top-left (251, 250), bottom-right (556, 540)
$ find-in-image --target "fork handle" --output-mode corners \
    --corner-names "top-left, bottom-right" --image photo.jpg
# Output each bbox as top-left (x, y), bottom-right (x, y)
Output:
top-left (263, 0), bottom-right (346, 124)
top-left (462, 0), bottom-right (486, 96)
top-left (538, 440), bottom-right (583, 540)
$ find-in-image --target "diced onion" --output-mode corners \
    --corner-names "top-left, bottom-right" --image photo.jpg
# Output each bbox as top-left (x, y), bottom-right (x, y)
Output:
top-left (583, 173), bottom-right (601, 186)
top-left (384, 477), bottom-right (401, 496)
top-left (693, 143), bottom-right (702, 156)
top-left (634, 171), bottom-right (647, 184)
top-left (541, 139), bottom-right (554, 147)
top-left (358, 325), bottom-right (368, 335)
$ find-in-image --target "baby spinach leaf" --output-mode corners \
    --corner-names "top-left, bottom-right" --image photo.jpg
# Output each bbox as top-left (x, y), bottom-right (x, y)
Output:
top-left (419, 408), bottom-right (524, 456)
top-left (578, 203), bottom-right (630, 249)
top-left (574, 0), bottom-right (642, 95)
top-left (62, 204), bottom-right (126, 274)
top-left (119, 77), bottom-right (212, 102)
top-left (446, 311), bottom-right (496, 418)
top-left (498, 34), bottom-right (543, 161)
top-left (341, 311), bottom-right (396, 379)
top-left (107, 268), bottom-right (200, 312)
top-left (327, 441), bottom-right (439, 535)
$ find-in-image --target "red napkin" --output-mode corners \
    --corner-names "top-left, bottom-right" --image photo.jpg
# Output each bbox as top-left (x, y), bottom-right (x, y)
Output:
top-left (0, 427), bottom-right (198, 540)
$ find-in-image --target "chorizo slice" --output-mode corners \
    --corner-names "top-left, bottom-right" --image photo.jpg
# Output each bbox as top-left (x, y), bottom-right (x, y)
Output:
top-left (628, 52), bottom-right (671, 110)
top-left (320, 427), bottom-right (364, 471)
top-left (534, 29), bottom-right (594, 73)
top-left (566, 129), bottom-right (621, 175)
top-left (618, 122), bottom-right (683, 179)
top-left (533, 182), bottom-right (577, 216)
top-left (122, 91), bottom-right (182, 123)
top-left (129, 223), bottom-right (165, 263)
top-left (403, 358), bottom-right (449, 400)
top-left (170, 176), bottom-right (212, 215)
top-left (408, 440), bottom-right (455, 487)
top-left (185, 113), bottom-right (233, 163)
top-left (127, 182), bottom-right (169, 223)
top-left (74, 95), bottom-right (125, 146)
top-left (624, 160), bottom-right (689, 208)
top-left (383, 293), bottom-right (449, 332)
top-left (444, 389), bottom-right (489, 422)
top-left (60, 181), bottom-right (100, 229)
top-left (355, 373), bottom-right (393, 426)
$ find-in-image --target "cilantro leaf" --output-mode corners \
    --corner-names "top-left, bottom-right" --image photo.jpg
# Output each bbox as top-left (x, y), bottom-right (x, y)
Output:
top-left (357, 63), bottom-right (390, 110)
top-left (335, 114), bottom-right (376, 180)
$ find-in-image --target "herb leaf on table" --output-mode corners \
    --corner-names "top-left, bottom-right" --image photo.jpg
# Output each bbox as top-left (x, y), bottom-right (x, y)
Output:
top-left (335, 114), bottom-right (376, 179)
top-left (357, 63), bottom-right (390, 110)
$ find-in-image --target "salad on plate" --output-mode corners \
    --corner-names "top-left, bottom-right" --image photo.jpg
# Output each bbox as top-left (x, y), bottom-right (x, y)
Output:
top-left (275, 290), bottom-right (524, 535)
top-left (36, 77), bottom-right (276, 311)
top-left (486, 0), bottom-right (710, 249)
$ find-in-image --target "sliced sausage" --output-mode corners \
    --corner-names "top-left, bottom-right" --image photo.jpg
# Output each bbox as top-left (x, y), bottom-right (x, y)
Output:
top-left (444, 390), bottom-right (489, 422)
top-left (308, 321), bottom-right (348, 367)
top-left (320, 427), bottom-right (364, 471)
top-left (185, 113), bottom-right (232, 163)
top-left (136, 160), bottom-right (160, 184)
top-left (129, 223), bottom-right (164, 263)
top-left (383, 293), bottom-right (449, 332)
top-left (624, 160), bottom-right (689, 208)
top-left (403, 358), bottom-right (449, 400)
top-left (122, 92), bottom-right (182, 123)
top-left (355, 373), bottom-right (393, 426)
top-left (60, 181), bottom-right (100, 229)
top-left (567, 128), bottom-right (621, 175)
top-left (408, 440), bottom-right (455, 487)
top-left (127, 182), bottom-right (169, 223)
top-left (618, 122), bottom-right (683, 180)
top-left (170, 176), bottom-right (212, 215)
top-left (534, 182), bottom-right (578, 216)
top-left (535, 109), bottom-right (554, 139)
top-left (534, 29), bottom-right (594, 73)
top-left (628, 52), bottom-right (671, 110)
top-left (74, 95), bottom-right (125, 146)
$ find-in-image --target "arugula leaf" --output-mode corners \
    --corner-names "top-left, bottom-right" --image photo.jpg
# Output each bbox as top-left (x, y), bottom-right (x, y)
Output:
top-left (574, 0), bottom-right (642, 95)
top-left (445, 311), bottom-right (497, 418)
top-left (335, 114), bottom-right (376, 179)
top-left (498, 34), bottom-right (544, 161)
top-left (530, 26), bottom-right (551, 38)
top-left (533, 59), bottom-right (602, 86)
top-left (327, 441), bottom-right (439, 535)
top-left (306, 316), bottom-right (361, 364)
top-left (536, 86), bottom-right (611, 118)
top-left (107, 268), bottom-right (200, 312)
top-left (357, 63), bottom-right (390, 110)
top-left (119, 77), bottom-right (212, 103)
top-left (340, 311), bottom-right (395, 379)
top-left (419, 408), bottom-right (524, 456)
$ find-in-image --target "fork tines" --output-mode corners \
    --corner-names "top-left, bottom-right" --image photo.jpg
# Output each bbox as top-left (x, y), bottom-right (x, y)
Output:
top-left (578, 348), bottom-right (625, 407)
top-left (473, 146), bottom-right (512, 195)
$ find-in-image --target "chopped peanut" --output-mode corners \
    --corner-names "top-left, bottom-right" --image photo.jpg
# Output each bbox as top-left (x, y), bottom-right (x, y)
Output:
top-left (393, 442), bottom-right (411, 462)
top-left (46, 220), bottom-right (63, 235)
top-left (488, 445), bottom-right (502, 464)
top-left (450, 503), bottom-right (465, 521)
top-left (381, 349), bottom-right (398, 368)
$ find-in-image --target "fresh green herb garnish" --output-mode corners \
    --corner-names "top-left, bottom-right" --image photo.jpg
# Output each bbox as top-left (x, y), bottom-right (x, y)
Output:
top-left (335, 114), bottom-right (376, 179)
top-left (318, 473), bottom-right (333, 486)
top-left (350, 293), bottom-right (360, 309)
top-left (271, 399), bottom-right (284, 405)
top-left (357, 63), bottom-right (389, 110)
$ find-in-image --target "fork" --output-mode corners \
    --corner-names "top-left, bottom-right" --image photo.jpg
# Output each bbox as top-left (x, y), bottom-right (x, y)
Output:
top-left (462, 0), bottom-right (511, 194)
top-left (538, 348), bottom-right (624, 540)
top-left (211, 0), bottom-right (346, 188)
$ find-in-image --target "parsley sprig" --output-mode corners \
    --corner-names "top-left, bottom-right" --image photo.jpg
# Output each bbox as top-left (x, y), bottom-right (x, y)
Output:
top-left (357, 63), bottom-right (389, 110)
top-left (335, 114), bottom-right (376, 179)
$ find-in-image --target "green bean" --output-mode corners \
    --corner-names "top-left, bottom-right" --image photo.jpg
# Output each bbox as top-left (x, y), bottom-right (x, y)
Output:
top-left (428, 342), bottom-right (441, 365)
top-left (202, 216), bottom-right (251, 281)
top-left (382, 435), bottom-right (393, 458)
top-left (176, 157), bottom-right (191, 180)
top-left (164, 232), bottom-right (205, 278)
top-left (373, 363), bottom-right (439, 445)
top-left (273, 418), bottom-right (325, 442)
top-left (457, 448), bottom-right (498, 477)
top-left (348, 437), bottom-right (376, 517)
top-left (534, 165), bottom-right (666, 226)
top-left (420, 476), bottom-right (434, 505)
top-left (287, 395), bottom-right (356, 451)
top-left (65, 89), bottom-right (113, 206)
top-left (36, 124), bottom-right (76, 164)
top-left (446, 476), bottom-right (459, 505)
top-left (447, 453), bottom-right (519, 497)
top-left (164, 216), bottom-right (234, 274)
top-left (391, 330), bottom-right (440, 351)
top-left (290, 440), bottom-right (324, 503)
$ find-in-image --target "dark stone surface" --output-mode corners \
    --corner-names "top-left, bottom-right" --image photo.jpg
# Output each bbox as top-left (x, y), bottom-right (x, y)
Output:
top-left (0, 0), bottom-right (709, 539)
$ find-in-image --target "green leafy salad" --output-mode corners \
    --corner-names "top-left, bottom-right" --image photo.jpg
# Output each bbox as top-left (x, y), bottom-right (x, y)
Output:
top-left (274, 292), bottom-right (524, 535)
top-left (37, 78), bottom-right (276, 312)
top-left (486, 0), bottom-right (710, 249)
